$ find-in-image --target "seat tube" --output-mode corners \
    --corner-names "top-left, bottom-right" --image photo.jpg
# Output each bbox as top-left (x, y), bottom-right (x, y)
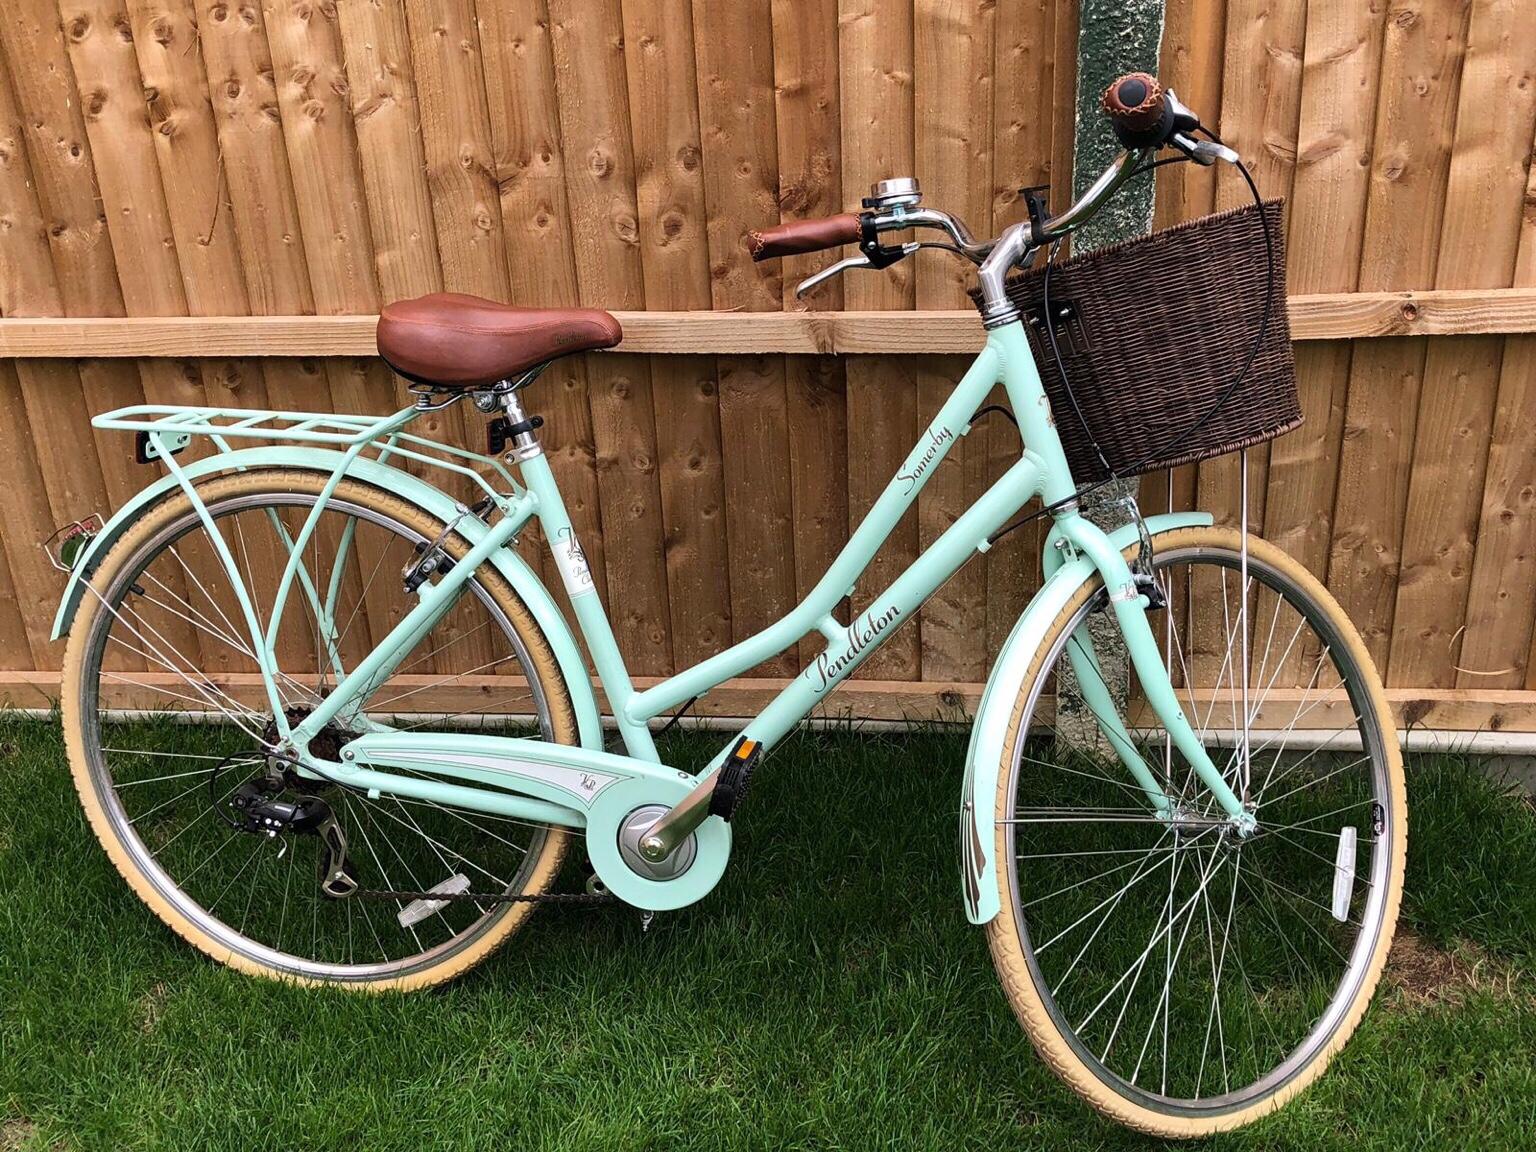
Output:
top-left (508, 393), bottom-right (659, 762)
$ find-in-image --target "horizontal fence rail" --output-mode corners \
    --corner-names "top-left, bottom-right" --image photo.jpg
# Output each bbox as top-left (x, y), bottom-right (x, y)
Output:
top-left (2, 289), bottom-right (1535, 358)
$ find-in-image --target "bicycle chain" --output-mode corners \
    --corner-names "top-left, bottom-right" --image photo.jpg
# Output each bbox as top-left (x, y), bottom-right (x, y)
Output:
top-left (351, 886), bottom-right (616, 907)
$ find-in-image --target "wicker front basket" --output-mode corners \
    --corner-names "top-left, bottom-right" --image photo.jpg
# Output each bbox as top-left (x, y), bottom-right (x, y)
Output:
top-left (972, 200), bottom-right (1301, 484)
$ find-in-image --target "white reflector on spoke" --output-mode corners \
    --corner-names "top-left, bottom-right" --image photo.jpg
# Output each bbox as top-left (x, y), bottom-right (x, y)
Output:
top-left (1332, 827), bottom-right (1357, 922)
top-left (398, 873), bottom-right (471, 928)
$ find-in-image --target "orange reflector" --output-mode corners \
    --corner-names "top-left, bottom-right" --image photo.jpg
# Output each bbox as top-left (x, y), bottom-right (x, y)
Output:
top-left (735, 739), bottom-right (758, 760)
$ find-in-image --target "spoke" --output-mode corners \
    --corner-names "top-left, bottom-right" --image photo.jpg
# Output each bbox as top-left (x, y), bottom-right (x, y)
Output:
top-left (1256, 754), bottom-right (1372, 811)
top-left (206, 837), bottom-right (267, 916)
top-left (1023, 848), bottom-right (1172, 911)
top-left (1017, 842), bottom-right (1217, 862)
top-left (1133, 837), bottom-right (1213, 1088)
top-left (398, 693), bottom-right (540, 731)
top-left (394, 794), bottom-right (548, 836)
top-left (167, 542), bottom-right (257, 658)
top-left (1243, 859), bottom-right (1360, 939)
top-left (1001, 810), bottom-right (1168, 826)
top-left (333, 529), bottom-right (396, 651)
top-left (112, 765), bottom-right (220, 789)
top-left (1075, 846), bottom-right (1229, 1038)
top-left (1256, 799), bottom-right (1375, 838)
top-left (100, 600), bottom-right (267, 728)
top-left (362, 800), bottom-right (510, 889)
top-left (1051, 832), bottom-right (1179, 997)
top-left (396, 796), bottom-right (533, 855)
top-left (342, 795), bottom-right (425, 955)
top-left (137, 577), bottom-right (256, 660)
top-left (124, 756), bottom-right (262, 827)
top-left (1033, 830), bottom-right (1179, 955)
top-left (367, 654), bottom-right (525, 712)
top-left (383, 795), bottom-right (497, 919)
top-left (103, 748), bottom-right (243, 762)
top-left (1019, 751), bottom-right (1158, 806)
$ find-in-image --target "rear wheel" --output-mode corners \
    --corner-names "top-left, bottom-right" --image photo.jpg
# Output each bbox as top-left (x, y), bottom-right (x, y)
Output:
top-left (62, 469), bottom-right (578, 990)
top-left (987, 527), bottom-right (1405, 1135)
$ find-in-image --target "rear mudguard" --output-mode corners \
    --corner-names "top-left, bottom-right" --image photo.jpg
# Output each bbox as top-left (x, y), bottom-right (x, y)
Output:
top-left (960, 511), bottom-right (1212, 924)
top-left (50, 448), bottom-right (604, 750)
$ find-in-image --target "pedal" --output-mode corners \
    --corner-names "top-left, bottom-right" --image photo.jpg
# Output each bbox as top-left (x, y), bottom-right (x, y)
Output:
top-left (707, 736), bottom-right (763, 821)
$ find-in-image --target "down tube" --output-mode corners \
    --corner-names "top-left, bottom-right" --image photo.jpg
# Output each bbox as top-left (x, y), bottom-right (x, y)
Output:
top-left (740, 453), bottom-right (1040, 755)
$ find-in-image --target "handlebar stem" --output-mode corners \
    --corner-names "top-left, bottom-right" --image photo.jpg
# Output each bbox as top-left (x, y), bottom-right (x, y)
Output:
top-left (974, 148), bottom-right (1155, 329)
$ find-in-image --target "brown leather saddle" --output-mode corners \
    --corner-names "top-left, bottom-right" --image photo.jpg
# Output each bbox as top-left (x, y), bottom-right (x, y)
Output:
top-left (377, 292), bottom-right (622, 389)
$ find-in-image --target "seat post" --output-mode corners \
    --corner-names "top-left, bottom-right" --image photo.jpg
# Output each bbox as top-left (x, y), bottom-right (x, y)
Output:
top-left (497, 384), bottom-right (543, 461)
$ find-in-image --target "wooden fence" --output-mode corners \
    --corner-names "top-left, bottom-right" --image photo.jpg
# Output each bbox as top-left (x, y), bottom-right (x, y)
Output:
top-left (0, 0), bottom-right (1533, 732)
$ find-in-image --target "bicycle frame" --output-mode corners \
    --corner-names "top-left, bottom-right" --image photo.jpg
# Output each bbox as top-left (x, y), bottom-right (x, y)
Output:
top-left (68, 318), bottom-right (1247, 909)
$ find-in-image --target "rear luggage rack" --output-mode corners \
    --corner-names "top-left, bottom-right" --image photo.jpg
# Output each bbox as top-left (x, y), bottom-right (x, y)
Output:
top-left (93, 403), bottom-right (524, 504)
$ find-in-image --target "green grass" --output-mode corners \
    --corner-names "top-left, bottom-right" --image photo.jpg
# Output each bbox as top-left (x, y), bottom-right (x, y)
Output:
top-left (1, 715), bottom-right (1534, 1150)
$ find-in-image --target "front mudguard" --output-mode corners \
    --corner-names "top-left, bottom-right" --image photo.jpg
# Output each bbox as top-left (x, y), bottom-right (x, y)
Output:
top-left (50, 447), bottom-right (605, 750)
top-left (960, 512), bottom-right (1212, 924)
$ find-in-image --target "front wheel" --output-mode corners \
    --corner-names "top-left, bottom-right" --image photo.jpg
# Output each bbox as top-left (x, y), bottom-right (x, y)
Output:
top-left (987, 527), bottom-right (1405, 1136)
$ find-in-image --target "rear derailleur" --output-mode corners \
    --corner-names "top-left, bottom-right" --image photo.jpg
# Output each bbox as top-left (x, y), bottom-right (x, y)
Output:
top-left (220, 763), bottom-right (358, 899)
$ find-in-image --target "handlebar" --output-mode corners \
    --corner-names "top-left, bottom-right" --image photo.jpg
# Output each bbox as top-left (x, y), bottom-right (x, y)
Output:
top-left (1102, 72), bottom-right (1176, 149)
top-left (748, 213), bottom-right (863, 262)
top-left (752, 72), bottom-right (1235, 301)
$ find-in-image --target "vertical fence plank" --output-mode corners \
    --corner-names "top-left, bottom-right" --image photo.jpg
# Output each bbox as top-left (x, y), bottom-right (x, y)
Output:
top-left (334, 0), bottom-right (442, 301)
top-left (1140, 0), bottom-right (1224, 520)
top-left (1267, 1), bottom-right (1387, 574)
top-left (262, 0), bottom-right (379, 314)
top-left (1194, 0), bottom-right (1307, 538)
top-left (127, 0), bottom-right (250, 426)
top-left (914, 0), bottom-right (993, 685)
top-left (0, 362), bottom-right (62, 672)
top-left (621, 0), bottom-right (731, 667)
top-left (1154, 0), bottom-right (1224, 228)
top-left (196, 0), bottom-right (355, 673)
top-left (1329, 0), bottom-right (1471, 675)
top-left (127, 0), bottom-right (248, 312)
top-left (692, 0), bottom-right (797, 677)
top-left (0, 67), bottom-right (88, 670)
top-left (59, 0), bottom-right (186, 314)
top-left (1389, 0), bottom-right (1536, 688)
top-left (476, 0), bottom-right (606, 609)
top-left (839, 0), bottom-right (919, 680)
top-left (547, 0), bottom-right (672, 675)
top-left (334, 0), bottom-right (466, 480)
top-left (1463, 127), bottom-right (1536, 688)
top-left (984, 0), bottom-right (1056, 664)
top-left (61, 0), bottom-right (217, 670)
top-left (398, 0), bottom-right (506, 480)
top-left (773, 0), bottom-right (849, 669)
top-left (0, 4), bottom-right (137, 674)
top-left (264, 0), bottom-right (395, 663)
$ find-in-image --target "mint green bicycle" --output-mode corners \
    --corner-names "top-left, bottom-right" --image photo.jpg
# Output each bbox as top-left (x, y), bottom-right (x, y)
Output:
top-left (53, 75), bottom-right (1402, 1136)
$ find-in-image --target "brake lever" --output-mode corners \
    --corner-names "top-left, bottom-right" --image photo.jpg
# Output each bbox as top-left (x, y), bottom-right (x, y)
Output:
top-left (1171, 132), bottom-right (1238, 168)
top-left (794, 243), bottom-right (919, 299)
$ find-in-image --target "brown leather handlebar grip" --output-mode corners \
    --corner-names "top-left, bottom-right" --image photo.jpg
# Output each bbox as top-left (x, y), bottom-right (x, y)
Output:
top-left (1102, 72), bottom-right (1167, 134)
top-left (747, 213), bottom-right (863, 262)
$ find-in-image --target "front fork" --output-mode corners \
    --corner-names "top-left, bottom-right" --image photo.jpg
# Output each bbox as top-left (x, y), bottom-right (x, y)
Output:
top-left (1049, 509), bottom-right (1254, 834)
